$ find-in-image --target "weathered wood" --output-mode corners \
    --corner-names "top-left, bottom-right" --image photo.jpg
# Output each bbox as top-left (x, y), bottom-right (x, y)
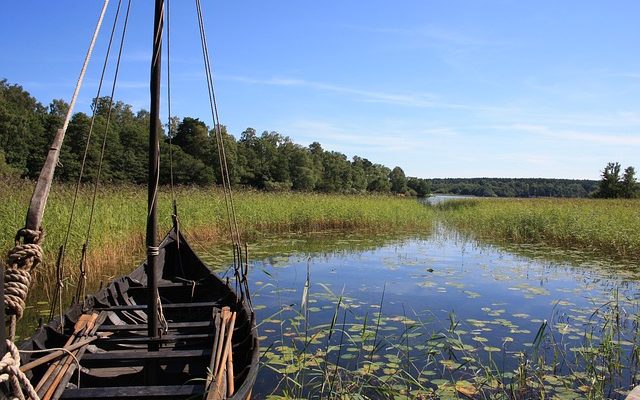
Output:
top-left (82, 348), bottom-right (210, 365)
top-left (20, 333), bottom-right (111, 373)
top-left (35, 314), bottom-right (92, 394)
top-left (43, 313), bottom-right (100, 400)
top-left (99, 332), bottom-right (214, 344)
top-left (59, 384), bottom-right (206, 399)
top-left (50, 311), bottom-right (108, 400)
top-left (205, 309), bottom-right (222, 392)
top-left (95, 301), bottom-right (220, 311)
top-left (128, 281), bottom-right (206, 289)
top-left (98, 320), bottom-right (214, 331)
top-left (217, 311), bottom-right (236, 392)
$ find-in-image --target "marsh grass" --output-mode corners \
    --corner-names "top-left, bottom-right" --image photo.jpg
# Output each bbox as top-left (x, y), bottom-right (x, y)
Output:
top-left (435, 198), bottom-right (640, 260)
top-left (0, 179), bottom-right (434, 292)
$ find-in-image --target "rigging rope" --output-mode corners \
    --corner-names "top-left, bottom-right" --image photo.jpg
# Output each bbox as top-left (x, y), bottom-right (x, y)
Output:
top-left (5, 0), bottom-right (110, 334)
top-left (194, 0), bottom-right (252, 307)
top-left (76, 0), bottom-right (133, 305)
top-left (51, 0), bottom-right (124, 323)
top-left (0, 341), bottom-right (39, 400)
top-left (2, 2), bottom-right (111, 398)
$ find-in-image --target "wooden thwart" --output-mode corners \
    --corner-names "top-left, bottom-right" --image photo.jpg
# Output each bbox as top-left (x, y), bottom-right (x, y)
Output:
top-left (95, 301), bottom-right (220, 311)
top-left (60, 384), bottom-right (206, 399)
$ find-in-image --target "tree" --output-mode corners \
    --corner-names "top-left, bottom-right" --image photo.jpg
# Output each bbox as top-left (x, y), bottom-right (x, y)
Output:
top-left (622, 166), bottom-right (639, 198)
top-left (173, 117), bottom-right (211, 163)
top-left (389, 166), bottom-right (407, 194)
top-left (407, 177), bottom-right (430, 197)
top-left (594, 162), bottom-right (622, 198)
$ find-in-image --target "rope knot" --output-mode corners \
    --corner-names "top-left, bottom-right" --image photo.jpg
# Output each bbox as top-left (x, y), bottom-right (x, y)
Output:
top-left (5, 228), bottom-right (44, 321)
top-left (14, 228), bottom-right (44, 246)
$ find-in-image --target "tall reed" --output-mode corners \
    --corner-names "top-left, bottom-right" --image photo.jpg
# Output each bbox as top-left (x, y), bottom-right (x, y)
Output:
top-left (436, 198), bottom-right (640, 260)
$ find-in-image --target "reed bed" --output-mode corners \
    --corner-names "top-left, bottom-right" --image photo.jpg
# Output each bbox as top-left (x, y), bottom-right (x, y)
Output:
top-left (436, 197), bottom-right (640, 260)
top-left (0, 179), bottom-right (434, 282)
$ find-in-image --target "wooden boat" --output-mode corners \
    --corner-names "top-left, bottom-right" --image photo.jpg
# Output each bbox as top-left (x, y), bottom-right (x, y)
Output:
top-left (1, 1), bottom-right (259, 399)
top-left (18, 227), bottom-right (259, 399)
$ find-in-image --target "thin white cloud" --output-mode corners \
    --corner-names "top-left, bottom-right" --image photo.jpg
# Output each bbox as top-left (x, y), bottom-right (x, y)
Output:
top-left (222, 74), bottom-right (514, 113)
top-left (504, 123), bottom-right (640, 146)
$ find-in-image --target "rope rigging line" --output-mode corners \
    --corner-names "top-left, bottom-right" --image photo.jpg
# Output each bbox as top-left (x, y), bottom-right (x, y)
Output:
top-left (51, 0), bottom-right (125, 323)
top-left (164, 0), bottom-right (186, 279)
top-left (194, 0), bottom-right (251, 307)
top-left (4, 0), bottom-right (110, 337)
top-left (76, 0), bottom-right (133, 306)
top-left (166, 0), bottom-right (176, 210)
top-left (2, 3), bottom-right (111, 399)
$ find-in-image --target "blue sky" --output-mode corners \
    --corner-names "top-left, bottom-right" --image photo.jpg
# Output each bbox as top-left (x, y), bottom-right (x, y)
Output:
top-left (2, 1), bottom-right (639, 179)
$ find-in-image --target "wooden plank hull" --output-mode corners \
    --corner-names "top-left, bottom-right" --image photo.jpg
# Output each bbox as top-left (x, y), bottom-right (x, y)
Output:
top-left (20, 227), bottom-right (259, 399)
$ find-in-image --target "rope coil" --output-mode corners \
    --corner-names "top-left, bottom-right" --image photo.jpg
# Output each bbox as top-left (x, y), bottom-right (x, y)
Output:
top-left (0, 340), bottom-right (39, 400)
top-left (5, 229), bottom-right (43, 322)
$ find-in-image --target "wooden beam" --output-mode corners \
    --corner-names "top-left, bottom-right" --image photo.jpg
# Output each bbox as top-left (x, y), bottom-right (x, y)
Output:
top-left (81, 349), bottom-right (210, 367)
top-left (97, 321), bottom-right (214, 332)
top-left (95, 301), bottom-right (220, 311)
top-left (60, 384), bottom-right (205, 399)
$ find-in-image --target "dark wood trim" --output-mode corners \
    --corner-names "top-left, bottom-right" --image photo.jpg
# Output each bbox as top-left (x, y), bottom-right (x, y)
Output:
top-left (60, 384), bottom-right (206, 399)
top-left (95, 301), bottom-right (220, 311)
top-left (98, 321), bottom-right (214, 332)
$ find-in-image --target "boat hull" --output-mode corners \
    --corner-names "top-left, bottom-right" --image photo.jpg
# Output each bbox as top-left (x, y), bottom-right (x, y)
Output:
top-left (20, 227), bottom-right (258, 399)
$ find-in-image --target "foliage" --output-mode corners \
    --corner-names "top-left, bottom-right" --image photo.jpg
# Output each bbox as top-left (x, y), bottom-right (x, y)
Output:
top-left (429, 177), bottom-right (598, 198)
top-left (593, 162), bottom-right (639, 199)
top-left (0, 180), bottom-right (435, 289)
top-left (0, 79), bottom-right (427, 196)
top-left (436, 197), bottom-right (640, 260)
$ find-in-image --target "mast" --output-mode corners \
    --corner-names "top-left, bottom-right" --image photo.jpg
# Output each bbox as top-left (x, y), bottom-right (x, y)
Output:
top-left (147, 0), bottom-right (164, 350)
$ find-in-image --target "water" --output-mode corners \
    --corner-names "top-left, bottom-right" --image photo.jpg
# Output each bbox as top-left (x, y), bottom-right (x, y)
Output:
top-left (422, 194), bottom-right (476, 205)
top-left (247, 228), bottom-right (640, 398)
top-left (20, 226), bottom-right (640, 398)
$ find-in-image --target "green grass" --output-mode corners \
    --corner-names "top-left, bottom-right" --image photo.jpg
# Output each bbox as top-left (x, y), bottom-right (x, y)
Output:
top-left (435, 197), bottom-right (640, 260)
top-left (0, 179), bottom-right (435, 280)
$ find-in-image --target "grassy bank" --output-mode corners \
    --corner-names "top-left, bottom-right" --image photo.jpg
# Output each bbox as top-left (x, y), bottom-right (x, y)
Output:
top-left (436, 197), bottom-right (640, 260)
top-left (0, 180), bottom-right (434, 282)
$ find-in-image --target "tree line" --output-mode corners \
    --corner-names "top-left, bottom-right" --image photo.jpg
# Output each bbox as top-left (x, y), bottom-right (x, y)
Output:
top-left (430, 178), bottom-right (599, 198)
top-left (0, 79), bottom-right (429, 195)
top-left (2, 79), bottom-right (631, 199)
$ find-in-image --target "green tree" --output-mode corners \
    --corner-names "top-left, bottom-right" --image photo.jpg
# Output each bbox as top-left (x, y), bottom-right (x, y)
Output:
top-left (595, 162), bottom-right (622, 198)
top-left (407, 177), bottom-right (430, 197)
top-left (389, 166), bottom-right (407, 194)
top-left (173, 117), bottom-right (211, 163)
top-left (622, 166), bottom-right (639, 198)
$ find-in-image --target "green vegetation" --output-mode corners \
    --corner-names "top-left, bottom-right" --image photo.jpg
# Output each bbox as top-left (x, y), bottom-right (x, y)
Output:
top-left (436, 197), bottom-right (640, 260)
top-left (0, 79), bottom-right (428, 195)
top-left (0, 178), bottom-right (434, 279)
top-left (594, 162), bottom-right (639, 199)
top-left (430, 177), bottom-right (598, 198)
top-left (260, 271), bottom-right (638, 399)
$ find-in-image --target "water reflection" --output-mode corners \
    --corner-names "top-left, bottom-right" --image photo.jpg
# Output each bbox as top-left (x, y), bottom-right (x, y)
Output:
top-left (248, 227), bottom-right (640, 398)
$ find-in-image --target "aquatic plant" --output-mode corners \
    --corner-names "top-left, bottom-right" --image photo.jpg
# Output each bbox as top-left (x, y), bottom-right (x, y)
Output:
top-left (435, 197), bottom-right (640, 260)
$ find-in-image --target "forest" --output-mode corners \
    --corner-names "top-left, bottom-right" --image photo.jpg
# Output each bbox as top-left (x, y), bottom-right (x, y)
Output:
top-left (430, 177), bottom-right (599, 198)
top-left (0, 79), bottom-right (610, 198)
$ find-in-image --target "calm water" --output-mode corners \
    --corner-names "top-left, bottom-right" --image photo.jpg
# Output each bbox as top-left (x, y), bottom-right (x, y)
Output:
top-left (21, 226), bottom-right (640, 398)
top-left (245, 228), bottom-right (640, 398)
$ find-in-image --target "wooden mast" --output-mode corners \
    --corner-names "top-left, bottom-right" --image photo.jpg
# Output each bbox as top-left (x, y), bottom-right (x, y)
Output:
top-left (147, 0), bottom-right (164, 349)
